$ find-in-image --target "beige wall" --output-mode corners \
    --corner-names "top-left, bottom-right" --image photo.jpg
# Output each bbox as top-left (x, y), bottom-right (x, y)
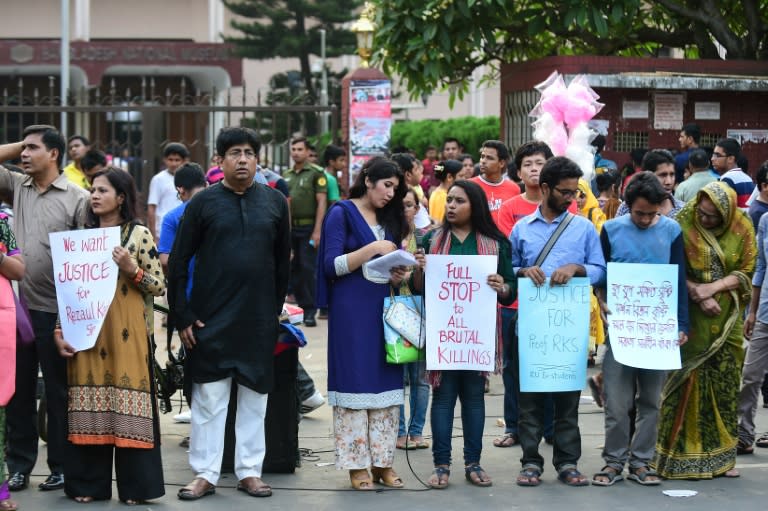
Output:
top-left (2, 0), bottom-right (500, 120)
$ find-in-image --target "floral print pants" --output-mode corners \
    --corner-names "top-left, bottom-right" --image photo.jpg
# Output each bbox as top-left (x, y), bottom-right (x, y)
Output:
top-left (333, 405), bottom-right (399, 469)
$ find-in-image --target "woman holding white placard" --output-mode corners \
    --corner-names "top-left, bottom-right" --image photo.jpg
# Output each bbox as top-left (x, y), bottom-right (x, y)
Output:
top-left (412, 180), bottom-right (515, 489)
top-left (54, 168), bottom-right (165, 505)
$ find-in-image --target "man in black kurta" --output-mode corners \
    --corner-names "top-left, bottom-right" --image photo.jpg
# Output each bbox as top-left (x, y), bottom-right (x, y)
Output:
top-left (170, 127), bottom-right (290, 500)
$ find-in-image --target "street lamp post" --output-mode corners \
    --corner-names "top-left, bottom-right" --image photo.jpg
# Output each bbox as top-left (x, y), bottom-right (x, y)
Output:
top-left (350, 3), bottom-right (375, 68)
top-left (319, 28), bottom-right (329, 134)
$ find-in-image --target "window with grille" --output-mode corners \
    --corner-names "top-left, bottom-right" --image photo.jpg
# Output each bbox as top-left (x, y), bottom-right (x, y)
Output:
top-left (613, 131), bottom-right (649, 152)
top-left (700, 133), bottom-right (723, 147)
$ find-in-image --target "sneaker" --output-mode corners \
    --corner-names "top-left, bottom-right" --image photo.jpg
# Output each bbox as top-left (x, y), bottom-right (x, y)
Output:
top-left (174, 410), bottom-right (192, 423)
top-left (39, 472), bottom-right (65, 491)
top-left (7, 472), bottom-right (28, 492)
top-left (301, 391), bottom-right (325, 414)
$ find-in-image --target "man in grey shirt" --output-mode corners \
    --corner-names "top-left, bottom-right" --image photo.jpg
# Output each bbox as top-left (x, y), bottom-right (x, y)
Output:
top-left (0, 125), bottom-right (89, 492)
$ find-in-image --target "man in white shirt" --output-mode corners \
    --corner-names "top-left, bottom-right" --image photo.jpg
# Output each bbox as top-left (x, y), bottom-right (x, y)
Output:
top-left (147, 142), bottom-right (188, 244)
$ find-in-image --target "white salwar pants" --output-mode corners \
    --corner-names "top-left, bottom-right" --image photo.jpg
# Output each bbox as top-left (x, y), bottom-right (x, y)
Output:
top-left (189, 377), bottom-right (268, 485)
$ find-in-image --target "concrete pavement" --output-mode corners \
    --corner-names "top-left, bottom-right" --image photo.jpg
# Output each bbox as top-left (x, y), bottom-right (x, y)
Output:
top-left (9, 312), bottom-right (768, 510)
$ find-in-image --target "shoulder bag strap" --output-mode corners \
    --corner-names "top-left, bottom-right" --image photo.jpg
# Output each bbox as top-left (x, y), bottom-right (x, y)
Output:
top-left (533, 213), bottom-right (574, 268)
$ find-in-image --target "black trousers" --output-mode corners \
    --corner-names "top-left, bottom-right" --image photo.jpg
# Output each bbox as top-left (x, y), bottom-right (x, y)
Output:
top-left (290, 225), bottom-right (317, 319)
top-left (63, 417), bottom-right (164, 501)
top-left (6, 310), bottom-right (67, 475)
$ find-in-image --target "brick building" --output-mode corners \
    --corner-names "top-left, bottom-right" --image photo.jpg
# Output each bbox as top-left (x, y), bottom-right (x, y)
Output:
top-left (501, 56), bottom-right (768, 173)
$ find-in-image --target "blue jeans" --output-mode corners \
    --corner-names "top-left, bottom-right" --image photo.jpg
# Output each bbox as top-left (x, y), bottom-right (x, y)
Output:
top-left (398, 361), bottom-right (429, 437)
top-left (503, 308), bottom-right (554, 438)
top-left (431, 371), bottom-right (485, 467)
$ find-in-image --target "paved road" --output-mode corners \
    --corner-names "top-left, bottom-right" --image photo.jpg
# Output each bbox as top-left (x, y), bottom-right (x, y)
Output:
top-left (10, 313), bottom-right (768, 510)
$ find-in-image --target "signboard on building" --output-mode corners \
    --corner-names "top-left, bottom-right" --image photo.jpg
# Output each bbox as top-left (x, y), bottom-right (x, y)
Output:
top-left (653, 93), bottom-right (684, 130)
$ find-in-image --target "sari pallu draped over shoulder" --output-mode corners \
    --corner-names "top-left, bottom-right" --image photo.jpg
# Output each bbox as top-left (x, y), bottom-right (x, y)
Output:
top-left (653, 182), bottom-right (756, 479)
top-left (426, 227), bottom-right (503, 387)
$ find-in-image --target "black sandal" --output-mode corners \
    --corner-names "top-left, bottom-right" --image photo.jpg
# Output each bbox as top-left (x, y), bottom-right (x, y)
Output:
top-left (465, 464), bottom-right (492, 487)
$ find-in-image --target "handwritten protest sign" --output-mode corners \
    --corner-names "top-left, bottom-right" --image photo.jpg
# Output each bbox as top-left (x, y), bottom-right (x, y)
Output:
top-left (606, 263), bottom-right (681, 369)
top-left (425, 255), bottom-right (497, 371)
top-left (518, 277), bottom-right (591, 392)
top-left (50, 227), bottom-right (120, 351)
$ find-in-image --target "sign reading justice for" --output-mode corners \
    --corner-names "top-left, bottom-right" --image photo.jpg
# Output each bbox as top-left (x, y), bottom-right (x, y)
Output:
top-left (50, 227), bottom-right (119, 351)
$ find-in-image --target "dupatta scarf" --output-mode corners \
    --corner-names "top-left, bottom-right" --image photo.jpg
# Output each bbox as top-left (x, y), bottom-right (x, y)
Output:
top-left (663, 181), bottom-right (755, 398)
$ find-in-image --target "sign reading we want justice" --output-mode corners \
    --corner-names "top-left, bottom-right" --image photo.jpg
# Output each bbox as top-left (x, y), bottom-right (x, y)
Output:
top-left (50, 227), bottom-right (119, 352)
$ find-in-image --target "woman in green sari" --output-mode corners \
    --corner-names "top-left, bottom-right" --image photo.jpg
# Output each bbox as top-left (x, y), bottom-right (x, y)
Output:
top-left (654, 182), bottom-right (756, 479)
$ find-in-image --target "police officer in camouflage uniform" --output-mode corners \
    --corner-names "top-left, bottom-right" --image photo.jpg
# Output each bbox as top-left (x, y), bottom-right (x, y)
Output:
top-left (284, 136), bottom-right (327, 326)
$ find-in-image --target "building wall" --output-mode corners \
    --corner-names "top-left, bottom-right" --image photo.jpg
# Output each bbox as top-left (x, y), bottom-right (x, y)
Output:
top-left (502, 56), bottom-right (768, 174)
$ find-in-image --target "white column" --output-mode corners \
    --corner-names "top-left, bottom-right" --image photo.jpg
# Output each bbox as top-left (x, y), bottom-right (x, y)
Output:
top-left (73, 0), bottom-right (90, 41)
top-left (209, 0), bottom-right (225, 42)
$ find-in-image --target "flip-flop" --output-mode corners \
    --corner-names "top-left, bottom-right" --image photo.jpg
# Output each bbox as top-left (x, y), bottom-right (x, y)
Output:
top-left (516, 467), bottom-right (542, 487)
top-left (756, 433), bottom-right (768, 448)
top-left (591, 467), bottom-right (623, 486)
top-left (428, 466), bottom-right (450, 489)
top-left (627, 467), bottom-right (662, 486)
top-left (558, 468), bottom-right (589, 487)
top-left (492, 433), bottom-right (519, 448)
top-left (465, 464), bottom-right (492, 487)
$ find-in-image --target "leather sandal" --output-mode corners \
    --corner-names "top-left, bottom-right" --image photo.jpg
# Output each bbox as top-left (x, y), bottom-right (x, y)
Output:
top-left (371, 467), bottom-right (404, 488)
top-left (237, 477), bottom-right (272, 497)
top-left (349, 469), bottom-right (374, 491)
top-left (177, 478), bottom-right (216, 500)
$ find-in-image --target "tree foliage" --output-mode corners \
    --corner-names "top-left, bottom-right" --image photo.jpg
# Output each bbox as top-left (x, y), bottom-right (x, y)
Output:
top-left (223, 0), bottom-right (361, 101)
top-left (373, 0), bottom-right (768, 101)
top-left (391, 116), bottom-right (500, 160)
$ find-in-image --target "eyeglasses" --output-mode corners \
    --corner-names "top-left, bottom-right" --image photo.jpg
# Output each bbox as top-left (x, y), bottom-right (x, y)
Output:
top-left (553, 187), bottom-right (579, 198)
top-left (711, 152), bottom-right (728, 159)
top-left (696, 207), bottom-right (721, 221)
top-left (225, 150), bottom-right (257, 160)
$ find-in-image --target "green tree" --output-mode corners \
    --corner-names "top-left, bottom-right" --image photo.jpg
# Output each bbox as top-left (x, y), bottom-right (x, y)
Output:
top-left (373, 0), bottom-right (768, 102)
top-left (391, 116), bottom-right (500, 160)
top-left (223, 0), bottom-right (361, 101)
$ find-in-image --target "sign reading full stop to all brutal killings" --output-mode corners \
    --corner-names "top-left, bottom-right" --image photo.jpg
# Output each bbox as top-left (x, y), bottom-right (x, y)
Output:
top-left (518, 277), bottom-right (591, 392)
top-left (50, 227), bottom-right (119, 352)
top-left (425, 255), bottom-right (498, 372)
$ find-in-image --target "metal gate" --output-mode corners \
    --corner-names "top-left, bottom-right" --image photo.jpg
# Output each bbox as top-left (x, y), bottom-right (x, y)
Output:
top-left (0, 77), bottom-right (339, 199)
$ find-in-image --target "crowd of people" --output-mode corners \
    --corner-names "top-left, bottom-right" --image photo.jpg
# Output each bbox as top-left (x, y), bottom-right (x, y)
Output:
top-left (0, 121), bottom-right (768, 510)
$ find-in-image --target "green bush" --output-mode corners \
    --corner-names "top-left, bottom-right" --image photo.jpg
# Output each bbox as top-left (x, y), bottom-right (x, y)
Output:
top-left (390, 116), bottom-right (500, 160)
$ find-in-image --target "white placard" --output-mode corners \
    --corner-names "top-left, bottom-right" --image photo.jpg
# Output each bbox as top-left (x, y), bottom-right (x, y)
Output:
top-left (695, 101), bottom-right (720, 120)
top-left (50, 227), bottom-right (120, 351)
top-left (622, 100), bottom-right (649, 119)
top-left (425, 254), bottom-right (498, 371)
top-left (606, 262), bottom-right (681, 369)
top-left (653, 93), bottom-right (684, 130)
top-left (727, 129), bottom-right (768, 144)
